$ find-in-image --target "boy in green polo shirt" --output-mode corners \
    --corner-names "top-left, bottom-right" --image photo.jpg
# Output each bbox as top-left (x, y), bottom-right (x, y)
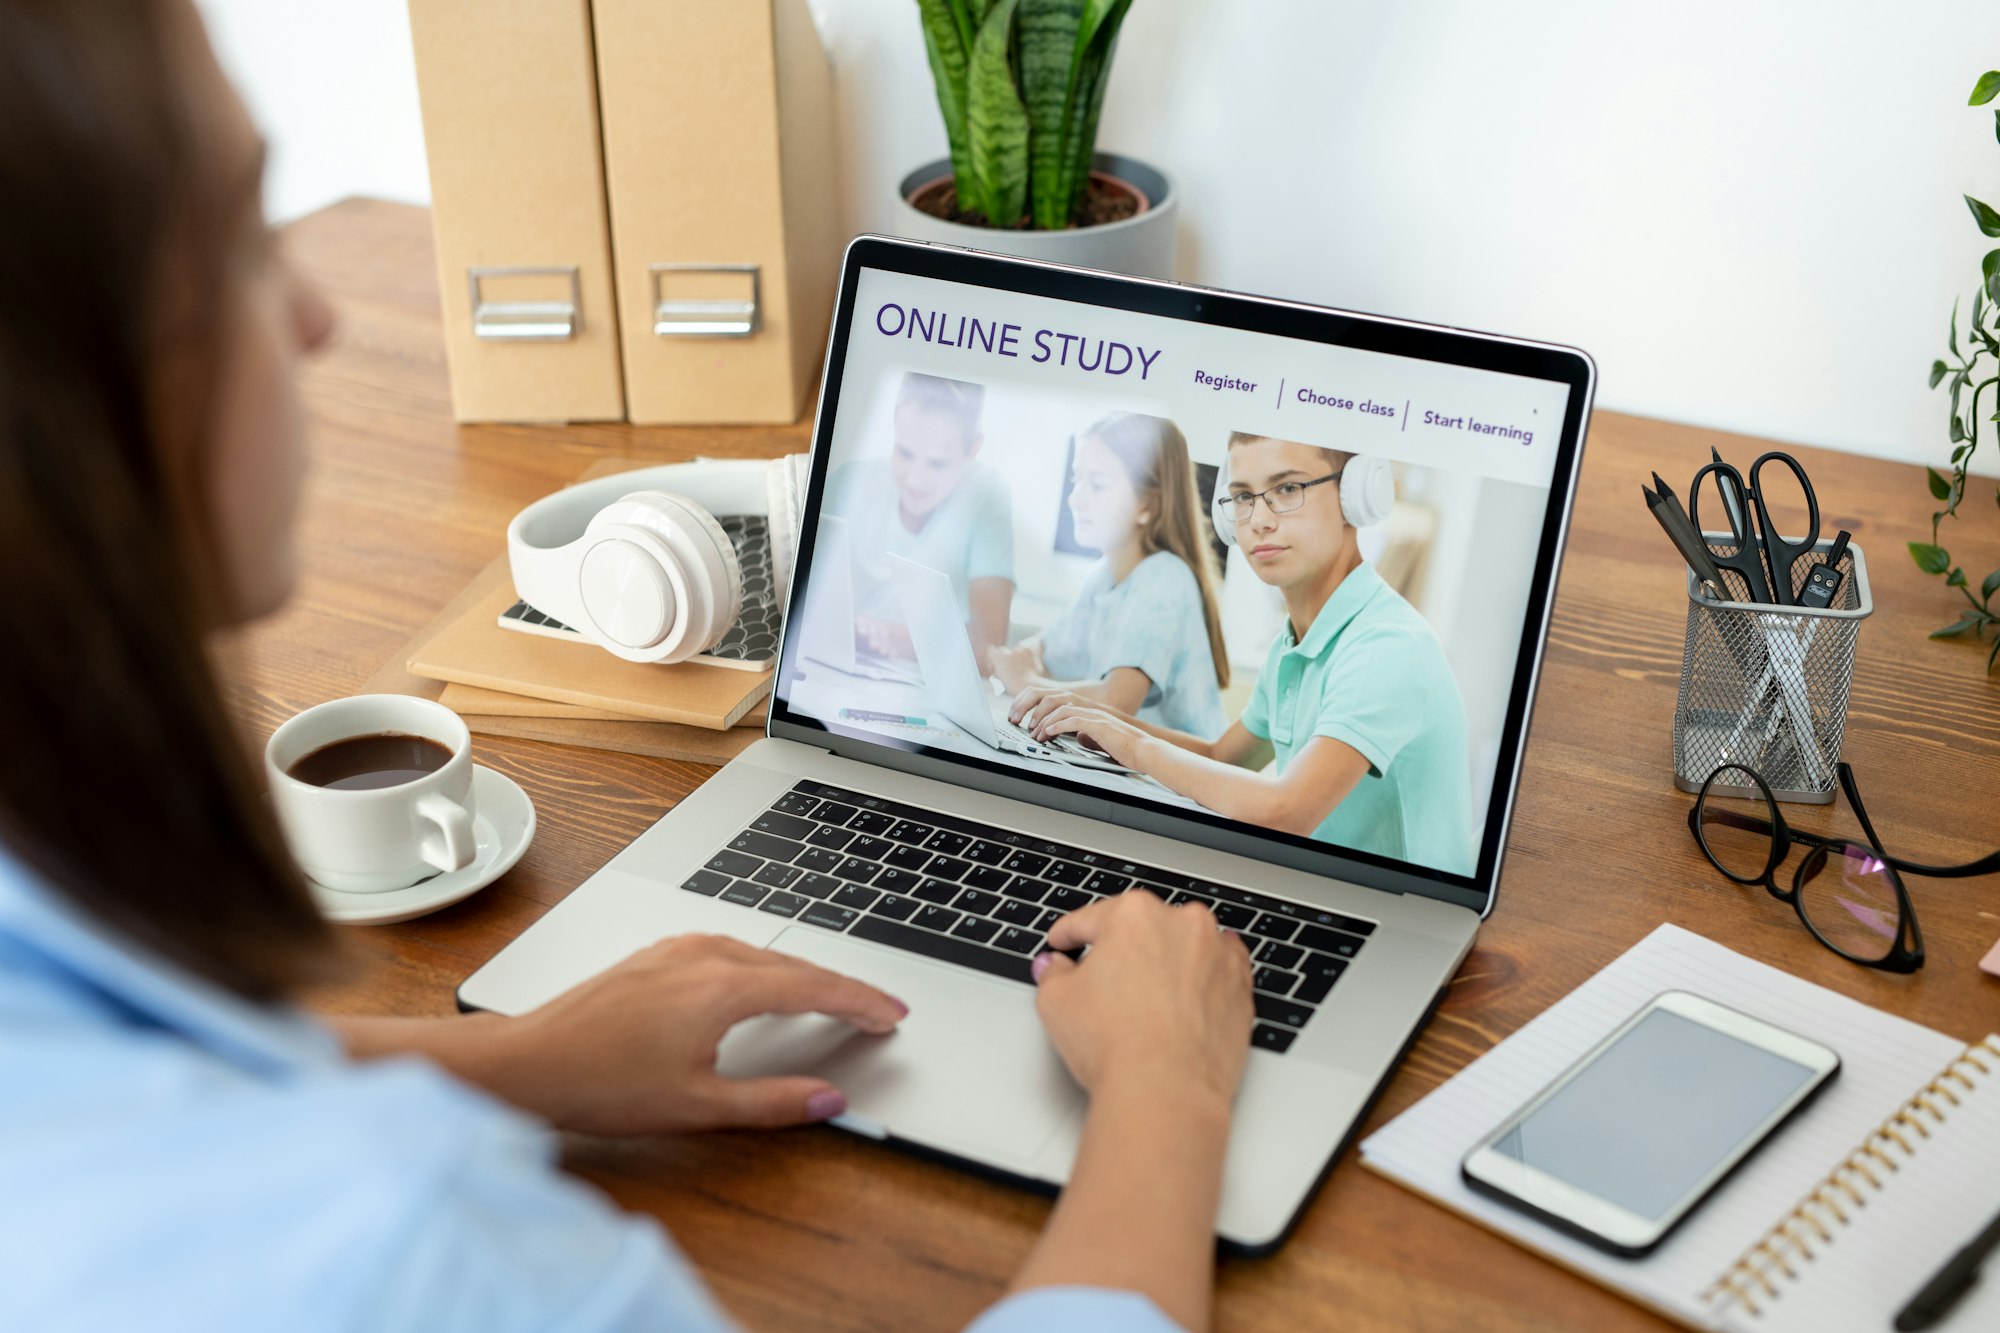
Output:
top-left (1012, 431), bottom-right (1475, 876)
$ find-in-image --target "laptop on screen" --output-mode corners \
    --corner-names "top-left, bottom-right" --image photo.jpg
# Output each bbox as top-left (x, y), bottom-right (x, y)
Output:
top-left (460, 235), bottom-right (1594, 1251)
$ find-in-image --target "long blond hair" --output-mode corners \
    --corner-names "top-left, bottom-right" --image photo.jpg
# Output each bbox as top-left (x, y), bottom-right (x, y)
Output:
top-left (1082, 413), bottom-right (1230, 689)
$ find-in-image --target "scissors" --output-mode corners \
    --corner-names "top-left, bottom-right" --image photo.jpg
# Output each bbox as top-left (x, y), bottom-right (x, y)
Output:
top-left (1687, 448), bottom-right (1822, 605)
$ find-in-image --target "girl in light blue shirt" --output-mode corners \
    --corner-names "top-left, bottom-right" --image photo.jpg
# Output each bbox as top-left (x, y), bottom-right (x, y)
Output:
top-left (994, 414), bottom-right (1230, 740)
top-left (0, 5), bottom-right (1255, 1331)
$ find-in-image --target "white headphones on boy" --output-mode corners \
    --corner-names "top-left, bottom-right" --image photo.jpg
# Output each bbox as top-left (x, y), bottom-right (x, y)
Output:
top-left (506, 454), bottom-right (808, 664)
top-left (1211, 452), bottom-right (1395, 547)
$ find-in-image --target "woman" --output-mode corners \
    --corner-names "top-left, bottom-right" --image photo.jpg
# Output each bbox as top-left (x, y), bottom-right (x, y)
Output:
top-left (0, 4), bottom-right (1254, 1330)
top-left (991, 413), bottom-right (1230, 740)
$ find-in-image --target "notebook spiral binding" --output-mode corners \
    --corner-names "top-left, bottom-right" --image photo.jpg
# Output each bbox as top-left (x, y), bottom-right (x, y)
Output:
top-left (1701, 1035), bottom-right (2000, 1319)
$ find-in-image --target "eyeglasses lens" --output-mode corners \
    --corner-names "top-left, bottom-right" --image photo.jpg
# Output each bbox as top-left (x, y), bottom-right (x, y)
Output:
top-left (1796, 844), bottom-right (1901, 963)
top-left (1697, 771), bottom-right (1776, 882)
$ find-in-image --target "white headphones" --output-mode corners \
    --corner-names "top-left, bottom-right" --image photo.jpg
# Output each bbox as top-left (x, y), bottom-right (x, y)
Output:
top-left (1211, 452), bottom-right (1395, 548)
top-left (506, 454), bottom-right (807, 664)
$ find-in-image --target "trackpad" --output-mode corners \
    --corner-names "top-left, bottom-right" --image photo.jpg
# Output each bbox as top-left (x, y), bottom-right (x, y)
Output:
top-left (715, 926), bottom-right (1083, 1169)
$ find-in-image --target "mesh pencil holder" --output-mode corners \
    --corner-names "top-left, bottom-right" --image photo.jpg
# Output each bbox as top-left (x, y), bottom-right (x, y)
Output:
top-left (1671, 536), bottom-right (1871, 804)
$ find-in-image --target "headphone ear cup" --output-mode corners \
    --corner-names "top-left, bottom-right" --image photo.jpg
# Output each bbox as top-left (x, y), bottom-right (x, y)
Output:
top-left (1211, 458), bottom-right (1238, 549)
top-left (582, 491), bottom-right (743, 662)
top-left (1338, 456), bottom-right (1396, 528)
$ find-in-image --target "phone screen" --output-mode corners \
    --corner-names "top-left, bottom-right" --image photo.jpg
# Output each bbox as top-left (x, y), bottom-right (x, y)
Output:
top-left (1491, 1007), bottom-right (1819, 1222)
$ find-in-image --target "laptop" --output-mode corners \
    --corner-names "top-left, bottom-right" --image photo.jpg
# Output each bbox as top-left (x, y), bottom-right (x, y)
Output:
top-left (794, 515), bottom-right (917, 683)
top-left (886, 554), bottom-right (1133, 773)
top-left (460, 235), bottom-right (1595, 1252)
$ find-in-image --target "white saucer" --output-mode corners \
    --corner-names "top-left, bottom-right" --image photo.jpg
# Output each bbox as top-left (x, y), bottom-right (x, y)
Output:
top-left (308, 765), bottom-right (536, 926)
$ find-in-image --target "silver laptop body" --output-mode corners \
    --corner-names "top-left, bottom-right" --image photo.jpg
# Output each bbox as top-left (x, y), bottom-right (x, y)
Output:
top-left (461, 236), bottom-right (1595, 1252)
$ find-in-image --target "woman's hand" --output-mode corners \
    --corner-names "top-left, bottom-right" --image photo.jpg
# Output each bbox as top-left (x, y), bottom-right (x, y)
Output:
top-left (1005, 892), bottom-right (1251, 1332)
top-left (1031, 892), bottom-right (1253, 1108)
top-left (855, 616), bottom-right (915, 661)
top-left (468, 935), bottom-right (906, 1136)
top-left (988, 639), bottom-right (1041, 695)
top-left (1029, 702), bottom-right (1150, 769)
top-left (1007, 684), bottom-right (1095, 731)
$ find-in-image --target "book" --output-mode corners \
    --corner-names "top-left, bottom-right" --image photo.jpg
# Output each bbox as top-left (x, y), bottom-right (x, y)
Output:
top-left (404, 555), bottom-right (770, 730)
top-left (362, 560), bottom-right (765, 766)
top-left (1360, 924), bottom-right (2000, 1332)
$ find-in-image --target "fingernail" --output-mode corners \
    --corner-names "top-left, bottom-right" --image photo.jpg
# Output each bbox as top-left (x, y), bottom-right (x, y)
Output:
top-left (1030, 952), bottom-right (1052, 983)
top-left (889, 995), bottom-right (909, 1017)
top-left (806, 1088), bottom-right (846, 1121)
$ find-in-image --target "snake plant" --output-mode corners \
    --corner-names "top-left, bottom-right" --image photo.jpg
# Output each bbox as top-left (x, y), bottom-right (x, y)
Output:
top-left (915, 0), bottom-right (1135, 229)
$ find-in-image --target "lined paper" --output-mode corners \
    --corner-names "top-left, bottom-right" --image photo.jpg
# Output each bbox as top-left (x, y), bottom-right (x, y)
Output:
top-left (1360, 924), bottom-right (2000, 1332)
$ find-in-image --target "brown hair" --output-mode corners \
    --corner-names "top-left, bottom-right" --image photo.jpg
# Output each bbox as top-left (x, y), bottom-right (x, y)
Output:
top-left (896, 371), bottom-right (985, 448)
top-left (1082, 413), bottom-right (1231, 689)
top-left (0, 0), bottom-right (339, 1000)
top-left (1224, 432), bottom-right (1356, 526)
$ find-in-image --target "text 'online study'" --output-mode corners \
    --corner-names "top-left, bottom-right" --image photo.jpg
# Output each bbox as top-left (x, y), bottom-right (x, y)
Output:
top-left (782, 268), bottom-right (1571, 881)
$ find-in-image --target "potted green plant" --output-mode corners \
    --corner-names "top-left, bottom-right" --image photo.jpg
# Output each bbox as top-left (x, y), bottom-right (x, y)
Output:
top-left (1912, 67), bottom-right (2000, 673)
top-left (896, 0), bottom-right (1177, 278)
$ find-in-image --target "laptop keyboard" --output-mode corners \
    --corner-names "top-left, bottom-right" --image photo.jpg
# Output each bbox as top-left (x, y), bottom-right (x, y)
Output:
top-left (678, 780), bottom-right (1375, 1055)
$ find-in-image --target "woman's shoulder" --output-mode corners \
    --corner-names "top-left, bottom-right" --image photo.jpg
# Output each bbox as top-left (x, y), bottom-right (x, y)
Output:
top-left (0, 1010), bottom-right (707, 1331)
top-left (1128, 549), bottom-right (1201, 597)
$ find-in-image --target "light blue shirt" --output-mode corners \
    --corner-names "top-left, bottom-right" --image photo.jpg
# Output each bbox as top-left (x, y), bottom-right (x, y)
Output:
top-left (1240, 562), bottom-right (1474, 876)
top-left (1039, 551), bottom-right (1227, 740)
top-left (0, 846), bottom-right (1178, 1333)
top-left (824, 458), bottom-right (1015, 621)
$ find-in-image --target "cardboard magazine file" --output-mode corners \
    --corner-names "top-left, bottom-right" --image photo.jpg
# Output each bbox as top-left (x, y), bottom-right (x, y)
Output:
top-left (407, 0), bottom-right (625, 422)
top-left (405, 558), bottom-right (771, 729)
top-left (592, 0), bottom-right (840, 424)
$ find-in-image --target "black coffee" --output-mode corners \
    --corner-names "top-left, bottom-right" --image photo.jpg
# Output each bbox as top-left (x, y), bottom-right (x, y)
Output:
top-left (287, 732), bottom-right (453, 791)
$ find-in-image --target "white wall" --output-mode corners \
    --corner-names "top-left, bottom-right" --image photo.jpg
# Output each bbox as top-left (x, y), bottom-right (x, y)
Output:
top-left (197, 0), bottom-right (2000, 475)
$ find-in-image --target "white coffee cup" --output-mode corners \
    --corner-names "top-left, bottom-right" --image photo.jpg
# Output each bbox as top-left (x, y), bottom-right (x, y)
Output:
top-left (265, 694), bottom-right (479, 893)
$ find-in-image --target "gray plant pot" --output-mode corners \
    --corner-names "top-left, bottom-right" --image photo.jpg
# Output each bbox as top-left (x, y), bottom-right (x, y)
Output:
top-left (892, 152), bottom-right (1176, 279)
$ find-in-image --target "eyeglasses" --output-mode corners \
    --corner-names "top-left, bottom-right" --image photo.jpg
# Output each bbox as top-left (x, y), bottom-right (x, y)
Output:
top-left (1214, 470), bottom-right (1341, 522)
top-left (1689, 761), bottom-right (2000, 972)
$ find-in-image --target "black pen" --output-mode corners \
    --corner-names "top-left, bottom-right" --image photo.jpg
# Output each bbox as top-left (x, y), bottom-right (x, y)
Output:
top-left (1643, 481), bottom-right (1731, 601)
top-left (1894, 1203), bottom-right (2000, 1331)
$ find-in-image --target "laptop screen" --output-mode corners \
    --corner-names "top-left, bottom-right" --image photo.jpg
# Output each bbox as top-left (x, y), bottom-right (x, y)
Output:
top-left (774, 239), bottom-right (1591, 905)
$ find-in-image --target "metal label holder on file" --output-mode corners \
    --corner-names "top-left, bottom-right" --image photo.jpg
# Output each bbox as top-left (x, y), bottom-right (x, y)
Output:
top-left (650, 263), bottom-right (760, 338)
top-left (467, 266), bottom-right (581, 342)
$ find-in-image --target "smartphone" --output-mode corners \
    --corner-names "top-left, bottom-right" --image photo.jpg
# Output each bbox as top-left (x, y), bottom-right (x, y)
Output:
top-left (1461, 990), bottom-right (1840, 1257)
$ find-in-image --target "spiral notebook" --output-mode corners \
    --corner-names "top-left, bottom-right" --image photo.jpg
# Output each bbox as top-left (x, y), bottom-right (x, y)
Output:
top-left (1360, 925), bottom-right (2000, 1332)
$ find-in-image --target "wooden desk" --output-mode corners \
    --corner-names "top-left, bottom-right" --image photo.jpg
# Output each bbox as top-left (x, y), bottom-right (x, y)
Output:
top-left (222, 199), bottom-right (2000, 1333)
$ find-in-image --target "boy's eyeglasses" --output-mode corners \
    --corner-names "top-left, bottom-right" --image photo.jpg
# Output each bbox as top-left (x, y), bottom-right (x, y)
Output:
top-left (1687, 760), bottom-right (2000, 972)
top-left (1214, 470), bottom-right (1342, 522)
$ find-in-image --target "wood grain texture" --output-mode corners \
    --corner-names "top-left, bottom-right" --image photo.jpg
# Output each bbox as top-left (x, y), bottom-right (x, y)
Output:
top-left (219, 198), bottom-right (2000, 1333)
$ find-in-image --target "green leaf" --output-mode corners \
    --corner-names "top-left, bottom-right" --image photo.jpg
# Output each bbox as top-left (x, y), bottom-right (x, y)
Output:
top-left (1019, 0), bottom-right (1085, 229)
top-left (1948, 566), bottom-right (1969, 587)
top-left (1975, 71), bottom-right (2000, 105)
top-left (1995, 108), bottom-right (2000, 146)
top-left (1932, 611), bottom-right (1986, 639)
top-left (1983, 568), bottom-right (2000, 605)
top-left (965, 0), bottom-right (1030, 226)
top-left (1929, 465), bottom-right (1953, 499)
top-left (1910, 541), bottom-right (1952, 574)
top-left (1053, 0), bottom-right (1133, 221)
top-left (1969, 195), bottom-right (2000, 238)
top-left (1931, 358), bottom-right (1951, 388)
top-left (1951, 414), bottom-right (1967, 443)
top-left (1956, 442), bottom-right (1973, 463)
top-left (1950, 297), bottom-right (1962, 356)
top-left (916, 0), bottom-right (975, 190)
